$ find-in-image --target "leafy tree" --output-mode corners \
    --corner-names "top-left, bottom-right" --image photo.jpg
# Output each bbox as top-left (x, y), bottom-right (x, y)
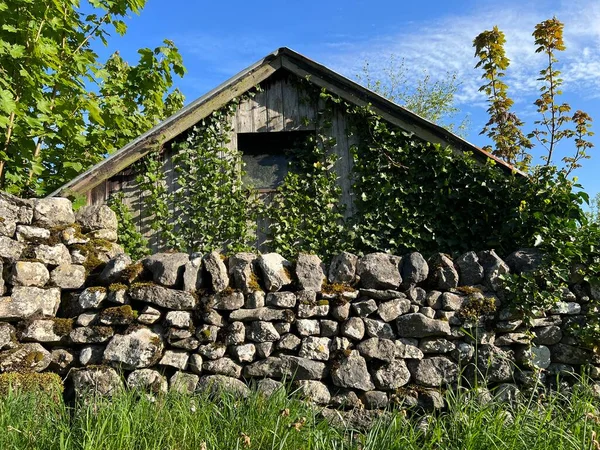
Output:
top-left (587, 192), bottom-right (600, 224)
top-left (356, 55), bottom-right (469, 136)
top-left (0, 0), bottom-right (185, 196)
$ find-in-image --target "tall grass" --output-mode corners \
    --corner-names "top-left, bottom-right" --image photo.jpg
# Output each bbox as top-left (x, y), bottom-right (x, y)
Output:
top-left (0, 380), bottom-right (599, 449)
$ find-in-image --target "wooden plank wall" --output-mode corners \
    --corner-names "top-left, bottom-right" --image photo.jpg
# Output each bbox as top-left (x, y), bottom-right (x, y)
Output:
top-left (86, 71), bottom-right (357, 252)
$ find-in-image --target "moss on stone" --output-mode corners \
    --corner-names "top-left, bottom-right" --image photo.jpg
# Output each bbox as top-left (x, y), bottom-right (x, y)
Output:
top-left (321, 282), bottom-right (356, 295)
top-left (100, 305), bottom-right (137, 324)
top-left (458, 295), bottom-right (498, 321)
top-left (247, 272), bottom-right (262, 292)
top-left (51, 318), bottom-right (74, 336)
top-left (87, 286), bottom-right (107, 293)
top-left (0, 372), bottom-right (63, 398)
top-left (108, 283), bottom-right (127, 292)
top-left (456, 286), bottom-right (483, 295)
top-left (121, 262), bottom-right (144, 283)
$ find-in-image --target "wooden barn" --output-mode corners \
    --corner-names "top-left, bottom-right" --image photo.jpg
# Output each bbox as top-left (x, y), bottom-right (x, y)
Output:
top-left (50, 47), bottom-right (516, 252)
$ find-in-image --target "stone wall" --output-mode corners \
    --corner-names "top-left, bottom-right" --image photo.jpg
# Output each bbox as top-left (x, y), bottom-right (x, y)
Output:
top-left (0, 193), bottom-right (598, 409)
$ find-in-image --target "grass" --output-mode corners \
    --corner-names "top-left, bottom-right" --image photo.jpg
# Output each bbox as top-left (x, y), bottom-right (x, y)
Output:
top-left (0, 379), bottom-right (599, 449)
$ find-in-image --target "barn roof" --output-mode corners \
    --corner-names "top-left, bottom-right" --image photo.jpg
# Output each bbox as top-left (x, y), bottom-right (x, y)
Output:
top-left (50, 47), bottom-right (521, 197)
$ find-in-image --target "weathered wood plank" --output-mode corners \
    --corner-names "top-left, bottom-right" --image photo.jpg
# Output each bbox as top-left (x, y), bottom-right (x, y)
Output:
top-left (252, 88), bottom-right (268, 132)
top-left (89, 181), bottom-right (107, 205)
top-left (330, 106), bottom-right (355, 219)
top-left (281, 75), bottom-right (300, 131)
top-left (266, 78), bottom-right (284, 132)
top-left (236, 95), bottom-right (253, 134)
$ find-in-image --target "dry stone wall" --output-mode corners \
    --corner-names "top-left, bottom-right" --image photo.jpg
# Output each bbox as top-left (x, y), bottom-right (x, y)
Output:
top-left (0, 193), bottom-right (598, 409)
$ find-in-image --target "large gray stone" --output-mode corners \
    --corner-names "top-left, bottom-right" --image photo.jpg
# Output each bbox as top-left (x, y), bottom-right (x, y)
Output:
top-left (475, 345), bottom-right (515, 383)
top-left (203, 357), bottom-right (242, 378)
top-left (408, 356), bottom-right (458, 387)
top-left (50, 264), bottom-right (86, 289)
top-left (159, 350), bottom-right (189, 370)
top-left (331, 350), bottom-right (375, 391)
top-left (33, 198), bottom-right (74, 228)
top-left (10, 261), bottom-right (49, 287)
top-left (401, 252), bottom-right (429, 287)
top-left (341, 317), bottom-right (365, 340)
top-left (533, 326), bottom-right (562, 346)
top-left (357, 253), bottom-right (401, 290)
top-left (212, 291), bottom-right (245, 310)
top-left (228, 253), bottom-right (259, 293)
top-left (203, 251), bottom-right (229, 293)
top-left (357, 338), bottom-right (396, 362)
top-left (505, 248), bottom-right (543, 274)
top-left (170, 372), bottom-right (199, 394)
top-left (0, 236), bottom-right (25, 262)
top-left (0, 193), bottom-right (33, 225)
top-left (551, 343), bottom-right (590, 365)
top-left (373, 360), bottom-right (411, 390)
top-left (72, 367), bottom-right (123, 397)
top-left (33, 243), bottom-right (71, 266)
top-left (142, 253), bottom-right (189, 287)
top-left (197, 375), bottom-right (250, 398)
top-left (396, 313), bottom-right (451, 338)
top-left (0, 323), bottom-right (16, 350)
top-left (427, 254), bottom-right (459, 290)
top-left (103, 328), bottom-right (164, 370)
top-left (363, 318), bottom-right (396, 339)
top-left (378, 298), bottom-right (411, 322)
top-left (127, 369), bottom-right (168, 394)
top-left (76, 205), bottom-right (117, 232)
top-left (299, 336), bottom-right (330, 361)
top-left (257, 253), bottom-right (293, 292)
top-left (329, 252), bottom-right (358, 284)
top-left (78, 287), bottom-right (107, 309)
top-left (456, 251), bottom-right (484, 286)
top-left (0, 286), bottom-right (60, 320)
top-left (129, 285), bottom-right (197, 310)
top-left (246, 321), bottom-right (280, 343)
top-left (296, 380), bottom-right (330, 404)
top-left (15, 225), bottom-right (50, 242)
top-left (98, 254), bottom-right (133, 284)
top-left (69, 326), bottom-right (114, 344)
top-left (477, 250), bottom-right (510, 291)
top-left (19, 319), bottom-right (71, 343)
top-left (296, 253), bottom-right (326, 291)
top-left (183, 256), bottom-right (204, 292)
top-left (0, 342), bottom-right (51, 372)
top-left (229, 307), bottom-right (294, 322)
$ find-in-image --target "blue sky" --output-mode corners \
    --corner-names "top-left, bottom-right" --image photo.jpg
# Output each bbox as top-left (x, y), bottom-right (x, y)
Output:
top-left (102, 0), bottom-right (600, 200)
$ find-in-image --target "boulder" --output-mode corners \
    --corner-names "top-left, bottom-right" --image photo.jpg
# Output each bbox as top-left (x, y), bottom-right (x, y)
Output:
top-left (357, 338), bottom-right (396, 362)
top-left (373, 360), bottom-right (411, 390)
top-left (137, 305), bottom-right (161, 325)
top-left (341, 318), bottom-right (365, 340)
top-left (72, 366), bottom-right (123, 397)
top-left (197, 375), bottom-right (250, 398)
top-left (356, 253), bottom-right (401, 290)
top-left (363, 318), bottom-right (396, 339)
top-left (0, 287), bottom-right (60, 320)
top-left (78, 287), bottom-right (107, 309)
top-left (401, 252), bottom-right (429, 287)
top-left (164, 311), bottom-right (193, 329)
top-left (352, 299), bottom-right (378, 317)
top-left (142, 253), bottom-right (189, 287)
top-left (299, 336), bottom-right (331, 361)
top-left (203, 251), bottom-right (229, 292)
top-left (33, 243), bottom-right (71, 266)
top-left (295, 253), bottom-right (326, 291)
top-left (75, 205), bottom-right (117, 232)
top-left (426, 253), bottom-right (458, 290)
top-left (33, 198), bottom-right (74, 228)
top-left (10, 261), bottom-right (49, 287)
top-left (477, 250), bottom-right (510, 291)
top-left (257, 253), bottom-right (293, 292)
top-left (456, 251), bottom-right (484, 286)
top-left (329, 252), bottom-right (358, 284)
top-left (395, 338), bottom-right (424, 359)
top-left (551, 343), bottom-right (590, 365)
top-left (505, 248), bottom-right (543, 274)
top-left (266, 291), bottom-right (297, 308)
top-left (533, 326), bottom-right (562, 346)
top-left (224, 322), bottom-right (245, 346)
top-left (408, 356), bottom-right (458, 387)
top-left (15, 225), bottom-right (51, 242)
top-left (396, 313), bottom-right (451, 338)
top-left (169, 372), bottom-right (199, 394)
top-left (127, 369), bottom-right (168, 394)
top-left (296, 319), bottom-right (320, 336)
top-left (203, 357), bottom-right (242, 378)
top-left (515, 345), bottom-right (551, 369)
top-left (228, 253), bottom-right (259, 293)
top-left (246, 321), bottom-right (280, 343)
top-left (159, 350), bottom-right (189, 370)
top-left (420, 338), bottom-right (455, 354)
top-left (295, 380), bottom-right (330, 404)
top-left (0, 342), bottom-right (51, 372)
top-left (50, 264), bottom-right (86, 289)
top-left (0, 193), bottom-right (33, 225)
top-left (377, 298), bottom-right (411, 322)
top-left (212, 291), bottom-right (245, 310)
top-left (256, 378), bottom-right (283, 397)
top-left (280, 355), bottom-right (328, 380)
top-left (103, 328), bottom-right (164, 369)
top-left (231, 343), bottom-right (256, 363)
top-left (129, 285), bottom-right (197, 310)
top-left (475, 345), bottom-right (515, 383)
top-left (0, 323), bottom-right (16, 350)
top-left (331, 350), bottom-right (375, 391)
top-left (362, 391), bottom-right (389, 409)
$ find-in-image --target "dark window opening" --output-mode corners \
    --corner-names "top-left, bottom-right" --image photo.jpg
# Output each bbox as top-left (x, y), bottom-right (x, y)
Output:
top-left (238, 131), bottom-right (314, 190)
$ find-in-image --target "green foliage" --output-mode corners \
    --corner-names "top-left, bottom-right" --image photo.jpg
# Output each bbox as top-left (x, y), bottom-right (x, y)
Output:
top-left (0, 0), bottom-right (185, 196)
top-left (106, 192), bottom-right (149, 260)
top-left (262, 88), bottom-right (347, 258)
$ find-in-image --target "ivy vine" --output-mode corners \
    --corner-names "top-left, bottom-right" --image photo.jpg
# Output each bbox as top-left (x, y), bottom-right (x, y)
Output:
top-left (106, 192), bottom-right (150, 261)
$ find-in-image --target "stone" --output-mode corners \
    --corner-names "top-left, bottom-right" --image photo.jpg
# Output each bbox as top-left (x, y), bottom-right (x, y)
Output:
top-left (533, 326), bottom-right (562, 346)
top-left (228, 253), bottom-right (258, 293)
top-left (10, 261), bottom-right (49, 287)
top-left (0, 215), bottom-right (16, 238)
top-left (245, 291), bottom-right (265, 309)
top-left (60, 226), bottom-right (88, 245)
top-left (477, 250), bottom-right (510, 291)
top-left (427, 254), bottom-right (459, 290)
top-left (107, 287), bottom-right (128, 305)
top-left (442, 292), bottom-right (467, 311)
top-left (395, 338), bottom-right (424, 359)
top-left (70, 326), bottom-right (114, 344)
top-left (274, 322), bottom-right (291, 335)
top-left (231, 343), bottom-right (256, 363)
top-left (246, 321), bottom-right (280, 343)
top-left (88, 228), bottom-right (118, 242)
top-left (296, 380), bottom-right (330, 404)
top-left (127, 369), bottom-right (168, 394)
top-left (229, 307), bottom-right (293, 322)
top-left (277, 333), bottom-right (302, 351)
top-left (129, 285), bottom-right (197, 310)
top-left (142, 253), bottom-right (189, 287)
top-left (137, 305), bottom-right (161, 325)
top-left (243, 357), bottom-right (286, 378)
top-left (212, 291), bottom-right (245, 310)
top-left (20, 319), bottom-right (70, 343)
top-left (170, 337), bottom-right (200, 351)
top-left (164, 311), bottom-right (193, 329)
top-left (331, 350), bottom-right (375, 391)
top-left (75, 204), bottom-right (117, 232)
top-left (551, 343), bottom-right (590, 365)
top-left (0, 342), bottom-right (50, 373)
top-left (362, 391), bottom-right (388, 409)
top-left (331, 337), bottom-right (352, 353)
top-left (515, 345), bottom-right (551, 369)
top-left (79, 345), bottom-right (104, 366)
top-left (197, 375), bottom-right (250, 398)
top-left (256, 378), bottom-right (283, 396)
top-left (203, 251), bottom-right (229, 293)
top-left (266, 292), bottom-right (297, 308)
top-left (352, 299), bottom-right (377, 316)
top-left (224, 321), bottom-right (245, 346)
top-left (550, 301), bottom-right (581, 315)
top-left (408, 356), bottom-right (458, 387)
top-left (505, 248), bottom-right (543, 274)
top-left (373, 360), bottom-right (411, 390)
top-left (257, 253), bottom-right (293, 292)
top-left (98, 254), bottom-right (133, 284)
top-left (401, 252), bottom-right (429, 287)
top-left (103, 328), bottom-right (164, 369)
top-left (0, 236), bottom-right (25, 262)
top-left (320, 320), bottom-right (338, 337)
top-left (329, 252), bottom-right (358, 284)
top-left (360, 289), bottom-right (405, 301)
top-left (72, 367), bottom-right (122, 397)
top-left (357, 338), bottom-right (396, 362)
top-left (420, 338), bottom-right (456, 354)
top-left (396, 313), bottom-right (451, 338)
top-left (188, 354), bottom-right (203, 374)
top-left (201, 310), bottom-right (224, 326)
top-left (15, 225), bottom-right (50, 242)
top-left (170, 372), bottom-right (199, 394)
top-left (0, 323), bottom-right (16, 350)
top-left (49, 348), bottom-right (76, 375)
top-left (183, 256), bottom-right (204, 292)
top-left (420, 307), bottom-right (436, 319)
top-left (159, 350), bottom-right (189, 370)
top-left (198, 343), bottom-right (226, 360)
top-left (330, 390), bottom-right (363, 409)
top-left (363, 318), bottom-right (395, 339)
top-left (50, 264), bottom-right (86, 289)
top-left (475, 345), bottom-right (514, 383)
top-left (203, 357), bottom-right (242, 377)
top-left (341, 318), bottom-right (365, 340)
top-left (299, 336), bottom-right (331, 361)
top-left (296, 319), bottom-right (320, 336)
top-left (407, 286), bottom-right (427, 305)
top-left (0, 286), bottom-right (60, 320)
top-left (426, 291), bottom-right (443, 309)
top-left (256, 342), bottom-right (274, 359)
top-left (456, 251), bottom-right (484, 286)
top-left (297, 301), bottom-right (329, 318)
top-left (0, 193), bottom-right (33, 225)
top-left (33, 198), bottom-right (74, 228)
top-left (451, 342), bottom-right (475, 363)
top-left (281, 356), bottom-right (328, 380)
top-left (377, 298), bottom-right (410, 322)
top-left (418, 390), bottom-right (445, 411)
top-left (196, 325), bottom-right (219, 343)
top-left (33, 243), bottom-right (71, 266)
top-left (494, 333), bottom-right (531, 346)
top-left (331, 302), bottom-right (351, 321)
top-left (295, 253), bottom-right (326, 291)
top-left (356, 253), bottom-right (401, 290)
